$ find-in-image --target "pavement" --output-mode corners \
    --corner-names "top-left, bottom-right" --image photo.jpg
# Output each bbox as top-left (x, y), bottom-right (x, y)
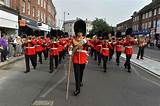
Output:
top-left (121, 54), bottom-right (160, 77)
top-left (0, 56), bottom-right (24, 68)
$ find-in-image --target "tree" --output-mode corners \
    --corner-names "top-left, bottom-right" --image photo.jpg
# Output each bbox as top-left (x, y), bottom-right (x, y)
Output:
top-left (91, 18), bottom-right (112, 34)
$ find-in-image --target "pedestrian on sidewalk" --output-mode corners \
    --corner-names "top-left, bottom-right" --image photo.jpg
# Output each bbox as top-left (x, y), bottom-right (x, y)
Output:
top-left (137, 36), bottom-right (146, 60)
top-left (0, 34), bottom-right (8, 62)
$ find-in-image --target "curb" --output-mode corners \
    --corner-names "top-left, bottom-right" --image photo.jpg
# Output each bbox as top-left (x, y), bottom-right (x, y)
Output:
top-left (121, 55), bottom-right (160, 78)
top-left (0, 56), bottom-right (24, 68)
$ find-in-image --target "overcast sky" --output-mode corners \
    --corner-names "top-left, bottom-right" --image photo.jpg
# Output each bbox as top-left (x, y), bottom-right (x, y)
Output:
top-left (53, 0), bottom-right (152, 27)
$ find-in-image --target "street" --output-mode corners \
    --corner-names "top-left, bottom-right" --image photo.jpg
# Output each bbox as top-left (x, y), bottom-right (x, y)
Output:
top-left (0, 56), bottom-right (160, 106)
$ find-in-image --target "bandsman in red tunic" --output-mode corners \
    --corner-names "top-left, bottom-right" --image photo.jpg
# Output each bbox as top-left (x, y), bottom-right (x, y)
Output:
top-left (49, 40), bottom-right (59, 73)
top-left (36, 36), bottom-right (43, 64)
top-left (71, 19), bottom-right (88, 96)
top-left (123, 29), bottom-right (136, 72)
top-left (101, 40), bottom-right (110, 72)
top-left (115, 38), bottom-right (124, 66)
top-left (24, 36), bottom-right (37, 73)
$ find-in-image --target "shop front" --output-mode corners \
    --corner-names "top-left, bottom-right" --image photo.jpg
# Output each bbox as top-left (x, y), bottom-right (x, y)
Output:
top-left (19, 16), bottom-right (39, 36)
top-left (0, 5), bottom-right (18, 37)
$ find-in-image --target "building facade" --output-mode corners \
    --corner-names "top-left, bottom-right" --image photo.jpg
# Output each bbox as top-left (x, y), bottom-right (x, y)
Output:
top-left (117, 19), bottom-right (132, 35)
top-left (0, 0), bottom-right (56, 36)
top-left (0, 0), bottom-right (18, 37)
top-left (63, 19), bottom-right (93, 36)
top-left (117, 0), bottom-right (160, 40)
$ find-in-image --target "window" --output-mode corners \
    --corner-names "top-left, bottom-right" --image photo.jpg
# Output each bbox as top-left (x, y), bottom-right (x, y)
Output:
top-left (41, 0), bottom-right (43, 7)
top-left (44, 1), bottom-right (46, 8)
top-left (149, 11), bottom-right (152, 17)
top-left (38, 10), bottom-right (40, 21)
top-left (153, 20), bottom-right (156, 28)
top-left (32, 7), bottom-right (35, 17)
top-left (27, 1), bottom-right (31, 15)
top-left (22, 0), bottom-right (26, 13)
top-left (0, 0), bottom-right (4, 5)
top-left (38, 0), bottom-right (40, 5)
top-left (142, 23), bottom-right (145, 30)
top-left (44, 13), bottom-right (46, 23)
top-left (148, 21), bottom-right (151, 28)
top-left (145, 12), bottom-right (148, 18)
top-left (142, 14), bottom-right (145, 19)
top-left (41, 12), bottom-right (43, 22)
top-left (158, 8), bottom-right (160, 14)
top-left (145, 23), bottom-right (148, 29)
top-left (154, 9), bottom-right (157, 16)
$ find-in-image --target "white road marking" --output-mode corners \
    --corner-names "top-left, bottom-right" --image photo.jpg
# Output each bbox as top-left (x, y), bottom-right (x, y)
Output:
top-left (132, 66), bottom-right (160, 87)
top-left (40, 63), bottom-right (68, 98)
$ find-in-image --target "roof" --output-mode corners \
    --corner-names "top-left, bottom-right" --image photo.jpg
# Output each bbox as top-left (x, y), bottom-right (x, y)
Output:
top-left (139, 0), bottom-right (160, 14)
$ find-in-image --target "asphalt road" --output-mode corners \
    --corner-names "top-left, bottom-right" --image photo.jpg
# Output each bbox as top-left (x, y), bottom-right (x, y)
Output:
top-left (0, 56), bottom-right (160, 106)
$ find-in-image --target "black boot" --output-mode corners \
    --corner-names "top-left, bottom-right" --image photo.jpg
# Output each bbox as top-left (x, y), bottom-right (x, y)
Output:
top-left (73, 90), bottom-right (80, 96)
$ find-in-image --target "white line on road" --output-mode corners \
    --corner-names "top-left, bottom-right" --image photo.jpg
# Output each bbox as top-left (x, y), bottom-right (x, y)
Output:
top-left (40, 76), bottom-right (66, 98)
top-left (40, 63), bottom-right (68, 98)
top-left (132, 66), bottom-right (160, 87)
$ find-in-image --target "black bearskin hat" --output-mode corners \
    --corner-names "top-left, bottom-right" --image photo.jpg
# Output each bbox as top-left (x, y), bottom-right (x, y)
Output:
top-left (74, 19), bottom-right (86, 36)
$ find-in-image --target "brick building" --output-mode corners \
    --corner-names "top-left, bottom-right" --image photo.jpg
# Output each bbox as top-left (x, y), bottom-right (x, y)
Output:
top-left (116, 18), bottom-right (132, 35)
top-left (117, 0), bottom-right (160, 41)
top-left (0, 0), bottom-right (56, 36)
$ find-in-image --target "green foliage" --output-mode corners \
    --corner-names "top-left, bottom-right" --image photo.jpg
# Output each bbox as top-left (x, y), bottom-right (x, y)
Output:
top-left (91, 18), bottom-right (112, 33)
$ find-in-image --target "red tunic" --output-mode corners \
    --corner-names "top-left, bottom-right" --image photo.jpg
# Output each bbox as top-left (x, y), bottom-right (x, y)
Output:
top-left (25, 40), bottom-right (36, 56)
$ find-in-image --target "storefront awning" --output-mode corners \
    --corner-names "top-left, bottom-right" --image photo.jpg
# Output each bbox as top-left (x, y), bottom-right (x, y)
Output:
top-left (26, 24), bottom-right (40, 30)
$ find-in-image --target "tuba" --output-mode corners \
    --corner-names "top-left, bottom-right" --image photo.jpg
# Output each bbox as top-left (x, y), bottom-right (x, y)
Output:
top-left (72, 19), bottom-right (87, 51)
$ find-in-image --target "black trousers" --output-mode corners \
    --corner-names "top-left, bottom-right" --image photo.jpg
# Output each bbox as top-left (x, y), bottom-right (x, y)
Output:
top-left (124, 54), bottom-right (132, 70)
top-left (109, 49), bottom-right (114, 60)
top-left (102, 56), bottom-right (108, 70)
top-left (25, 55), bottom-right (36, 72)
top-left (137, 47), bottom-right (144, 59)
top-left (43, 49), bottom-right (48, 60)
top-left (90, 48), bottom-right (94, 57)
top-left (116, 51), bottom-right (122, 65)
top-left (49, 55), bottom-right (59, 72)
top-left (0, 48), bottom-right (7, 62)
top-left (37, 52), bottom-right (42, 64)
top-left (97, 52), bottom-right (102, 65)
top-left (94, 50), bottom-right (97, 61)
top-left (73, 64), bottom-right (86, 91)
top-left (59, 51), bottom-right (63, 63)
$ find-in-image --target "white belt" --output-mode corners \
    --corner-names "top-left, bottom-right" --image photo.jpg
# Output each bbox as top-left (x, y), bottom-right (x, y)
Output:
top-left (51, 48), bottom-right (58, 50)
top-left (116, 45), bottom-right (123, 47)
top-left (125, 46), bottom-right (132, 48)
top-left (97, 45), bottom-right (102, 46)
top-left (36, 45), bottom-right (40, 46)
top-left (26, 47), bottom-right (35, 49)
top-left (102, 48), bottom-right (109, 50)
top-left (76, 50), bottom-right (87, 53)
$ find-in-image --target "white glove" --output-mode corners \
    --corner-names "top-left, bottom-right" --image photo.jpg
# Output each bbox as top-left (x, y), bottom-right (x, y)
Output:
top-left (68, 50), bottom-right (73, 55)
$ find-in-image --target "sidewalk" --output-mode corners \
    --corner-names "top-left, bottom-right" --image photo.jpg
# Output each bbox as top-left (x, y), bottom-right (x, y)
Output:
top-left (121, 54), bottom-right (160, 76)
top-left (0, 56), bottom-right (24, 68)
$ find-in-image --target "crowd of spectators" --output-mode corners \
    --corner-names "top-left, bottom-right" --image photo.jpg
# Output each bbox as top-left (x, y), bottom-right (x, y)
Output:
top-left (0, 33), bottom-right (24, 62)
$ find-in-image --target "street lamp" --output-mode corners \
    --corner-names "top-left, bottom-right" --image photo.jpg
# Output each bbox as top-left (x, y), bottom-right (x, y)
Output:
top-left (63, 12), bottom-right (69, 32)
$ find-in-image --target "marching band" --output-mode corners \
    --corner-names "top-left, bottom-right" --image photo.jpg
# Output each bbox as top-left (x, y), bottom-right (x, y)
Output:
top-left (23, 19), bottom-right (138, 96)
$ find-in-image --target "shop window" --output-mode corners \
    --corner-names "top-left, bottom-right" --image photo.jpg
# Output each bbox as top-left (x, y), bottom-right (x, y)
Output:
top-left (158, 8), bottom-right (160, 14)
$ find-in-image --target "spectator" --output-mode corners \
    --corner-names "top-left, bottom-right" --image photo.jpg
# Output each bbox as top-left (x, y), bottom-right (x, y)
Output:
top-left (15, 36), bottom-right (23, 56)
top-left (137, 36), bottom-right (147, 60)
top-left (0, 35), bottom-right (8, 62)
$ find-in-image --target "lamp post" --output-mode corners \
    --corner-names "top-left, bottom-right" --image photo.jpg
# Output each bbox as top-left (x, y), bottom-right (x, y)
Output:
top-left (63, 12), bottom-right (69, 32)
